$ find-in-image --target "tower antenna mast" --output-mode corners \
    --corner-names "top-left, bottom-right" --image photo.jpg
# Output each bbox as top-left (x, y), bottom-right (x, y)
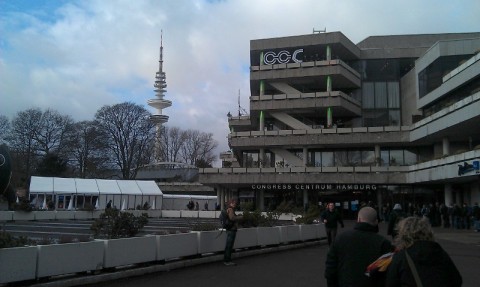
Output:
top-left (237, 89), bottom-right (248, 116)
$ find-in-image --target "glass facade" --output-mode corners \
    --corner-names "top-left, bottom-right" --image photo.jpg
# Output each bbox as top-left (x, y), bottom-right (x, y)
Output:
top-left (359, 58), bottom-right (415, 127)
top-left (418, 55), bottom-right (473, 98)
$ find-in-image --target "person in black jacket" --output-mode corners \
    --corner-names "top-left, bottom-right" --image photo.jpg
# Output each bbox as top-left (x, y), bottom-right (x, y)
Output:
top-left (386, 216), bottom-right (462, 287)
top-left (325, 206), bottom-right (393, 287)
top-left (387, 203), bottom-right (406, 239)
top-left (321, 202), bottom-right (344, 246)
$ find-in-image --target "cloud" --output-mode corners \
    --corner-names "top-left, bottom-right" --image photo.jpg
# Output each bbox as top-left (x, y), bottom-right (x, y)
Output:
top-left (0, 0), bottom-right (478, 166)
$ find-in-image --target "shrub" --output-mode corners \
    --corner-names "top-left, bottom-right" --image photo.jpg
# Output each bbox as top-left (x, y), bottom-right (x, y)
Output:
top-left (240, 209), bottom-right (262, 228)
top-left (90, 208), bottom-right (148, 239)
top-left (191, 222), bottom-right (218, 231)
top-left (294, 204), bottom-right (321, 224)
top-left (0, 231), bottom-right (30, 249)
top-left (12, 197), bottom-right (33, 212)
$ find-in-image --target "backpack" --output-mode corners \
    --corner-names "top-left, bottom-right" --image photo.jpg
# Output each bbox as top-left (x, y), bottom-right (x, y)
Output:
top-left (219, 209), bottom-right (233, 230)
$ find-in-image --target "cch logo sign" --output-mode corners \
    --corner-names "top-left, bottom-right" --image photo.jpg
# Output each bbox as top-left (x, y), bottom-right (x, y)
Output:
top-left (263, 48), bottom-right (303, 65)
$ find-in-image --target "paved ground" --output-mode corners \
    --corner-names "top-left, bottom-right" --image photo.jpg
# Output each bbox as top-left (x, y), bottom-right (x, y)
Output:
top-left (32, 220), bottom-right (480, 287)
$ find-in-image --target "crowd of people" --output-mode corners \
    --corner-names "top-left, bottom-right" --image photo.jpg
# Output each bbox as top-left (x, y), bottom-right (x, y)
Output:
top-left (323, 202), bottom-right (464, 286)
top-left (380, 201), bottom-right (480, 231)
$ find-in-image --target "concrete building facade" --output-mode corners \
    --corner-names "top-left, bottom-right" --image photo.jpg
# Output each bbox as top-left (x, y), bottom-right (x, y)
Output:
top-left (199, 32), bottom-right (480, 215)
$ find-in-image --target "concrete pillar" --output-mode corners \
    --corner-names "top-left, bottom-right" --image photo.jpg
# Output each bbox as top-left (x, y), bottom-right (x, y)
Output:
top-left (303, 147), bottom-right (308, 167)
top-left (260, 80), bottom-right (265, 97)
top-left (327, 107), bottom-right (332, 127)
top-left (326, 76), bottom-right (332, 92)
top-left (259, 148), bottom-right (265, 168)
top-left (444, 184), bottom-right (453, 206)
top-left (471, 182), bottom-right (480, 205)
top-left (259, 111), bottom-right (265, 131)
top-left (442, 137), bottom-right (450, 156)
top-left (376, 188), bottom-right (382, 212)
top-left (375, 145), bottom-right (381, 166)
top-left (456, 190), bottom-right (462, 205)
top-left (303, 189), bottom-right (308, 210)
top-left (326, 45), bottom-right (331, 61)
top-left (257, 189), bottom-right (265, 211)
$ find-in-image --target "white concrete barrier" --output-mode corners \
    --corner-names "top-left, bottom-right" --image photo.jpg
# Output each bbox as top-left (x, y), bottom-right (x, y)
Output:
top-left (180, 210), bottom-right (199, 218)
top-left (199, 210), bottom-right (216, 218)
top-left (257, 226), bottom-right (281, 246)
top-left (157, 232), bottom-right (198, 261)
top-left (300, 224), bottom-right (320, 241)
top-left (196, 230), bottom-right (226, 254)
top-left (161, 210), bottom-right (181, 218)
top-left (0, 223), bottom-right (326, 284)
top-left (279, 225), bottom-right (301, 243)
top-left (102, 235), bottom-right (157, 268)
top-left (0, 211), bottom-right (13, 221)
top-left (36, 241), bottom-right (104, 278)
top-left (12, 211), bottom-right (35, 221)
top-left (0, 246), bottom-right (37, 284)
top-left (234, 228), bottom-right (258, 249)
top-left (34, 211), bottom-right (56, 220)
top-left (55, 211), bottom-right (75, 220)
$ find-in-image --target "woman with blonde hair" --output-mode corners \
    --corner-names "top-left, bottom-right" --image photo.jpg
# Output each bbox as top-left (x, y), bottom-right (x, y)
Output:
top-left (386, 216), bottom-right (462, 287)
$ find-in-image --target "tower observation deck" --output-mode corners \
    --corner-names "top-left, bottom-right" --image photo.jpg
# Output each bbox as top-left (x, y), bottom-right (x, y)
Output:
top-left (148, 31), bottom-right (172, 161)
top-left (148, 31), bottom-right (172, 125)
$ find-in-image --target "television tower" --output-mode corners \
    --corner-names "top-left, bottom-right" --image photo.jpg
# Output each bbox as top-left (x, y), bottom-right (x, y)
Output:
top-left (148, 30), bottom-right (172, 161)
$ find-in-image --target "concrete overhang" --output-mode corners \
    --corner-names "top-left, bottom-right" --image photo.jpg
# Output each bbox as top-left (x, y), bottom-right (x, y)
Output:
top-left (418, 55), bottom-right (480, 109)
top-left (228, 129), bottom-right (410, 149)
top-left (199, 170), bottom-right (406, 188)
top-left (251, 32), bottom-right (360, 61)
top-left (250, 63), bottom-right (361, 90)
top-left (410, 93), bottom-right (480, 144)
top-left (250, 91), bottom-right (361, 117)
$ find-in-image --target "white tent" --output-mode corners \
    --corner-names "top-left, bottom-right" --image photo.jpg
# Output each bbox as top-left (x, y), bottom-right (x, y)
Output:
top-left (136, 180), bottom-right (163, 210)
top-left (117, 180), bottom-right (142, 210)
top-left (29, 176), bottom-right (54, 208)
top-left (95, 179), bottom-right (122, 210)
top-left (75, 178), bottom-right (100, 209)
top-left (54, 177), bottom-right (76, 209)
top-left (29, 176), bottom-right (163, 211)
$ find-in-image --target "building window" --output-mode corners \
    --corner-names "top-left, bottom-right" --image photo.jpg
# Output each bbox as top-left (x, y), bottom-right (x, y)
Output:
top-left (418, 55), bottom-right (473, 98)
top-left (321, 151), bottom-right (334, 167)
top-left (362, 81), bottom-right (400, 126)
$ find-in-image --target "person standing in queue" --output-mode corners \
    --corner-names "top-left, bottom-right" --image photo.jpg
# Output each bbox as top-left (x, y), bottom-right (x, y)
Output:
top-left (224, 198), bottom-right (242, 266)
top-left (321, 202), bottom-right (344, 246)
top-left (325, 206), bottom-right (393, 287)
top-left (386, 216), bottom-right (462, 287)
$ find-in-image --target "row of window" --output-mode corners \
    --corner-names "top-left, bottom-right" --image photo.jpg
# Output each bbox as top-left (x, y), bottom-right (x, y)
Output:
top-left (242, 148), bottom-right (426, 168)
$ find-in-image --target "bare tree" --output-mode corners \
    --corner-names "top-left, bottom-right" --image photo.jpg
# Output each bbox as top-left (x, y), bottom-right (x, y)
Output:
top-left (94, 102), bottom-right (155, 179)
top-left (158, 126), bottom-right (188, 162)
top-left (34, 109), bottom-right (74, 157)
top-left (0, 115), bottom-right (10, 145)
top-left (9, 108), bottom-right (43, 184)
top-left (67, 121), bottom-right (110, 178)
top-left (180, 129), bottom-right (218, 167)
top-left (197, 132), bottom-right (218, 167)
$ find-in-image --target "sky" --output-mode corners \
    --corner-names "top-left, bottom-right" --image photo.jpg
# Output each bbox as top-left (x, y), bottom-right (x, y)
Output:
top-left (1, 0), bottom-right (478, 167)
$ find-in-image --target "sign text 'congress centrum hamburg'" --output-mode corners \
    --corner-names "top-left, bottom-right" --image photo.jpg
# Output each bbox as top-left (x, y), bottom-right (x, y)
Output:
top-left (251, 184), bottom-right (377, 191)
